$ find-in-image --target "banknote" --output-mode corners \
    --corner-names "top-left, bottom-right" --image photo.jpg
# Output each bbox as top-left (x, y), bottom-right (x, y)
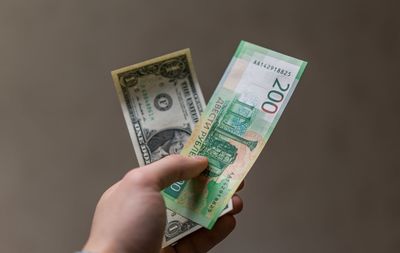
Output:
top-left (111, 49), bottom-right (232, 247)
top-left (163, 41), bottom-right (308, 229)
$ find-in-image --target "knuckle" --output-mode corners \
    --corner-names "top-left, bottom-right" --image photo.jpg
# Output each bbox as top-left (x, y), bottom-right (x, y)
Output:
top-left (124, 170), bottom-right (151, 187)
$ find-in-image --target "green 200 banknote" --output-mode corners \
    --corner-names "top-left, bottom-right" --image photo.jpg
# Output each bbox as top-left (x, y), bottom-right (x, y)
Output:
top-left (163, 41), bottom-right (308, 229)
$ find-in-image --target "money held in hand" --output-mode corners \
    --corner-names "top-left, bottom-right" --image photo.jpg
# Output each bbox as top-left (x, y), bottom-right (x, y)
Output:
top-left (111, 49), bottom-right (232, 247)
top-left (163, 41), bottom-right (308, 229)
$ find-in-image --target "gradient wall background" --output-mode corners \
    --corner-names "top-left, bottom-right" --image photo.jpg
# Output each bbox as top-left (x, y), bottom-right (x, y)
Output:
top-left (0, 1), bottom-right (399, 252)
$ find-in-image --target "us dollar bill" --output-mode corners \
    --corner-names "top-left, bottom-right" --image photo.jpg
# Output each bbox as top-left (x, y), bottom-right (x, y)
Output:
top-left (163, 41), bottom-right (308, 229)
top-left (111, 49), bottom-right (232, 247)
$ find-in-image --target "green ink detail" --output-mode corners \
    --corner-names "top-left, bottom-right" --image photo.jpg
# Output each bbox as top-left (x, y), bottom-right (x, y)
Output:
top-left (296, 61), bottom-right (308, 80)
top-left (201, 178), bottom-right (229, 215)
top-left (198, 97), bottom-right (258, 177)
top-left (163, 181), bottom-right (187, 199)
top-left (234, 40), bottom-right (246, 58)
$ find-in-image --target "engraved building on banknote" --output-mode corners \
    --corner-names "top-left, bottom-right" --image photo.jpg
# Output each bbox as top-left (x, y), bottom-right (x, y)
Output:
top-left (199, 97), bottom-right (258, 177)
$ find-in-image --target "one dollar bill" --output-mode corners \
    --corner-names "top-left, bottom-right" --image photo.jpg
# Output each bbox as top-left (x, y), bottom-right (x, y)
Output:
top-left (163, 41), bottom-right (308, 229)
top-left (111, 49), bottom-right (232, 247)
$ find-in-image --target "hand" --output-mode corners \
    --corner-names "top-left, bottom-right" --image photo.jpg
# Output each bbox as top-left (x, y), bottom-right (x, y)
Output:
top-left (161, 190), bottom-right (243, 253)
top-left (83, 155), bottom-right (243, 253)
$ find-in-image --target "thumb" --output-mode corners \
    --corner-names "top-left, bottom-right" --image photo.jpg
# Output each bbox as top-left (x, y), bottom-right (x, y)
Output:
top-left (138, 155), bottom-right (208, 191)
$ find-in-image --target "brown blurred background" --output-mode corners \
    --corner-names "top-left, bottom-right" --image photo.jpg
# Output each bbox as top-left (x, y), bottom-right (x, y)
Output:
top-left (0, 0), bottom-right (399, 252)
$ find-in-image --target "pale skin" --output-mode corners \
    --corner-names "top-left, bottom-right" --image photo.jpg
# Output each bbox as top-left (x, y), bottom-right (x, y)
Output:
top-left (83, 155), bottom-right (244, 253)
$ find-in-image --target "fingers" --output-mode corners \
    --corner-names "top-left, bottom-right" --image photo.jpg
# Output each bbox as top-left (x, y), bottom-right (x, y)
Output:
top-left (228, 194), bottom-right (243, 215)
top-left (162, 194), bottom-right (242, 253)
top-left (174, 215), bottom-right (236, 253)
top-left (228, 180), bottom-right (244, 215)
top-left (129, 155), bottom-right (208, 191)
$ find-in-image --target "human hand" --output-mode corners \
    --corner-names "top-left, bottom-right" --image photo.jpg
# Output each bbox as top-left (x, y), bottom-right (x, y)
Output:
top-left (161, 190), bottom-right (243, 253)
top-left (83, 155), bottom-right (243, 253)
